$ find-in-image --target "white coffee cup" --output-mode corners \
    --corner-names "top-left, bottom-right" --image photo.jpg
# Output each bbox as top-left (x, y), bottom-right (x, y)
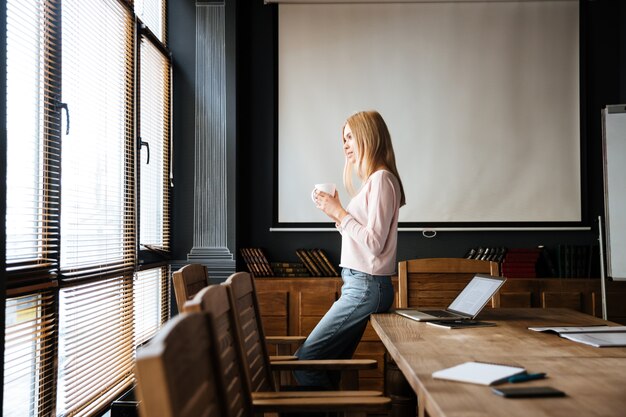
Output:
top-left (311, 183), bottom-right (336, 203)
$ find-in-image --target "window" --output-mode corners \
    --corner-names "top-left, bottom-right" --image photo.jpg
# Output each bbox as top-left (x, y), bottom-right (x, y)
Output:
top-left (135, 0), bottom-right (166, 44)
top-left (134, 266), bottom-right (169, 346)
top-left (5, 0), bottom-right (60, 281)
top-left (4, 0), bottom-right (171, 415)
top-left (139, 35), bottom-right (171, 253)
top-left (3, 290), bottom-right (56, 417)
top-left (56, 278), bottom-right (134, 416)
top-left (60, 0), bottom-right (136, 280)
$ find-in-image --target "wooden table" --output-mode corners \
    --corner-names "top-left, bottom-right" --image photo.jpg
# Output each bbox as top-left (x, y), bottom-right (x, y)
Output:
top-left (371, 308), bottom-right (626, 417)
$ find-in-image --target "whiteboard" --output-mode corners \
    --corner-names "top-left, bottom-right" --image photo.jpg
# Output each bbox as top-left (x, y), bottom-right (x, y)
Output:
top-left (602, 105), bottom-right (626, 281)
top-left (277, 1), bottom-right (581, 225)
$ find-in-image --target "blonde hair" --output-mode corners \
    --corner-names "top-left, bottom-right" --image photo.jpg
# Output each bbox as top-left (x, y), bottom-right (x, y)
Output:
top-left (342, 110), bottom-right (406, 207)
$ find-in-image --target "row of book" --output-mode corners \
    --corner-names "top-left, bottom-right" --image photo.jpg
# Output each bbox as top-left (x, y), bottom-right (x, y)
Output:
top-left (464, 247), bottom-right (507, 263)
top-left (501, 248), bottom-right (543, 278)
top-left (295, 249), bottom-right (340, 277)
top-left (239, 247), bottom-right (340, 277)
top-left (555, 244), bottom-right (599, 279)
top-left (464, 245), bottom-right (600, 279)
top-left (240, 248), bottom-right (274, 277)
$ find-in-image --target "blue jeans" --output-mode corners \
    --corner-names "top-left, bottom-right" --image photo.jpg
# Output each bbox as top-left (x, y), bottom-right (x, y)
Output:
top-left (293, 268), bottom-right (395, 388)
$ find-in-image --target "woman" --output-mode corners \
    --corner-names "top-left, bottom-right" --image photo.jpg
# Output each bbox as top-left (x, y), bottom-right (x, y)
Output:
top-left (294, 110), bottom-right (406, 389)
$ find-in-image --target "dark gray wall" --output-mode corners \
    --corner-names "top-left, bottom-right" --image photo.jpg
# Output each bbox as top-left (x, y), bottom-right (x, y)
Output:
top-left (169, 0), bottom-right (196, 261)
top-left (170, 0), bottom-right (626, 272)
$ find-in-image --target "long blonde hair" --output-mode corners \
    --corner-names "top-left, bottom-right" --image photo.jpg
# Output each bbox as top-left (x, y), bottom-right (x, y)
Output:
top-left (342, 110), bottom-right (406, 207)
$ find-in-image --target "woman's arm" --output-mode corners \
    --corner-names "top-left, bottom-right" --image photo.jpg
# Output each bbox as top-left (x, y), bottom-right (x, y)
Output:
top-left (338, 174), bottom-right (398, 256)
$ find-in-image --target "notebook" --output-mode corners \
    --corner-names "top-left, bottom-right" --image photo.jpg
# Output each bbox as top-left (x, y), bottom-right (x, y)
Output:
top-left (432, 361), bottom-right (526, 386)
top-left (395, 274), bottom-right (506, 321)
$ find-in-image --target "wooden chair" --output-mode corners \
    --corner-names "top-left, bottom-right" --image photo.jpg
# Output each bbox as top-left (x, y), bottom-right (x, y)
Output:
top-left (397, 258), bottom-right (500, 309)
top-left (222, 271), bottom-right (379, 391)
top-left (185, 284), bottom-right (391, 416)
top-left (174, 264), bottom-right (302, 360)
top-left (172, 263), bottom-right (208, 313)
top-left (135, 312), bottom-right (226, 417)
top-left (225, 270), bottom-right (306, 362)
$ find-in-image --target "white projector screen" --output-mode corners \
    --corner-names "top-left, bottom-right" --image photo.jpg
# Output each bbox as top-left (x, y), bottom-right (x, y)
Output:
top-left (277, 1), bottom-right (581, 226)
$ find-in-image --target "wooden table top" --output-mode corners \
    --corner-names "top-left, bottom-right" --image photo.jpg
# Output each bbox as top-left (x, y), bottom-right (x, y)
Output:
top-left (371, 308), bottom-right (626, 417)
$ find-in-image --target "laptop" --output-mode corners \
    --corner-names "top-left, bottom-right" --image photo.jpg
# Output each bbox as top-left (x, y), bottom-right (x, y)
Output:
top-left (395, 274), bottom-right (506, 322)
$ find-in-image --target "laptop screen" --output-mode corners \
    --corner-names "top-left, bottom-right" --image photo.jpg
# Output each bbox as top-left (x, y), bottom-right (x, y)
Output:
top-left (447, 275), bottom-right (505, 317)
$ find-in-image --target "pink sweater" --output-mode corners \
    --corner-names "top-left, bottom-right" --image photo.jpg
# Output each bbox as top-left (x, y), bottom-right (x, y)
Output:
top-left (337, 170), bottom-right (401, 276)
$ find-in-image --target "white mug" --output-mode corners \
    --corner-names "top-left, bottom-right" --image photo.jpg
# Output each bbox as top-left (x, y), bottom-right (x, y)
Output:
top-left (311, 183), bottom-right (336, 203)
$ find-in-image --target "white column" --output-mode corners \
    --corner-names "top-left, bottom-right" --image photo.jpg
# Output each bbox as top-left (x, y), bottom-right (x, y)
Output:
top-left (187, 3), bottom-right (235, 280)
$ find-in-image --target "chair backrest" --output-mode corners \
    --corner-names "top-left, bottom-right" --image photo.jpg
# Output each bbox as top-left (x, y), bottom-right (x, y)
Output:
top-left (172, 263), bottom-right (208, 313)
top-left (398, 258), bottom-right (500, 308)
top-left (223, 272), bottom-right (275, 392)
top-left (135, 312), bottom-right (226, 417)
top-left (185, 284), bottom-right (254, 417)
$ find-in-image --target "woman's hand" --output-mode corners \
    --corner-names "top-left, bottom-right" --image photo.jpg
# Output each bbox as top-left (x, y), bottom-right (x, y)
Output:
top-left (314, 190), bottom-right (348, 224)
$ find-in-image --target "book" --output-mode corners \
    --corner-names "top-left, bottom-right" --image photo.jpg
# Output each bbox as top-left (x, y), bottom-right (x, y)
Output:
top-left (537, 245), bottom-right (558, 277)
top-left (464, 246), bottom-right (506, 262)
top-left (500, 247), bottom-right (542, 278)
top-left (528, 325), bottom-right (626, 334)
top-left (240, 248), bottom-right (274, 277)
top-left (426, 320), bottom-right (496, 329)
top-left (253, 248), bottom-right (274, 276)
top-left (271, 262), bottom-right (311, 277)
top-left (559, 332), bottom-right (626, 347)
top-left (528, 325), bottom-right (626, 347)
top-left (272, 266), bottom-right (309, 274)
top-left (271, 262), bottom-right (306, 268)
top-left (296, 249), bottom-right (323, 276)
top-left (272, 273), bottom-right (311, 277)
top-left (240, 248), bottom-right (262, 276)
top-left (432, 361), bottom-right (526, 386)
top-left (315, 249), bottom-right (339, 276)
top-left (308, 249), bottom-right (333, 276)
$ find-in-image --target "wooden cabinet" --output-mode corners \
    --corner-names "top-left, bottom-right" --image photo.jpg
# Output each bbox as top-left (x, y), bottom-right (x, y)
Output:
top-left (255, 277), bottom-right (398, 391)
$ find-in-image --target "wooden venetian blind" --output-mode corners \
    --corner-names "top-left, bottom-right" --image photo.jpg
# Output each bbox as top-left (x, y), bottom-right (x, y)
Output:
top-left (134, 266), bottom-right (170, 346)
top-left (135, 0), bottom-right (167, 45)
top-left (139, 34), bottom-right (171, 252)
top-left (56, 277), bottom-right (135, 417)
top-left (5, 0), bottom-right (61, 280)
top-left (59, 0), bottom-right (136, 280)
top-left (3, 289), bottom-right (57, 417)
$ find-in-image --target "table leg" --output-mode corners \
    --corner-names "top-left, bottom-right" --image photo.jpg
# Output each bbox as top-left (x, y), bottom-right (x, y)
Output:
top-left (385, 352), bottom-right (417, 417)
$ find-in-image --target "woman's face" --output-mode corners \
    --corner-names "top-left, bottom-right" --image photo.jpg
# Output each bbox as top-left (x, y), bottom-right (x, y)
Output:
top-left (343, 123), bottom-right (357, 165)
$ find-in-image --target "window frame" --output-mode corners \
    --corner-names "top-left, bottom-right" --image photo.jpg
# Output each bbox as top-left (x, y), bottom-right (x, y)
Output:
top-left (137, 22), bottom-right (173, 264)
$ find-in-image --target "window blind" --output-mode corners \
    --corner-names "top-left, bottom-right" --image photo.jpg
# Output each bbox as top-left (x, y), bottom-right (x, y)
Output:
top-left (5, 0), bottom-right (61, 279)
top-left (135, 0), bottom-right (166, 44)
top-left (60, 0), bottom-right (136, 280)
top-left (139, 35), bottom-right (171, 251)
top-left (56, 277), bottom-right (134, 417)
top-left (3, 289), bottom-right (57, 417)
top-left (134, 266), bottom-right (169, 346)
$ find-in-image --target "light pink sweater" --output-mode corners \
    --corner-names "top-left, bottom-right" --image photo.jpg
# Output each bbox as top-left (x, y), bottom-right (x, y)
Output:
top-left (336, 170), bottom-right (401, 276)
